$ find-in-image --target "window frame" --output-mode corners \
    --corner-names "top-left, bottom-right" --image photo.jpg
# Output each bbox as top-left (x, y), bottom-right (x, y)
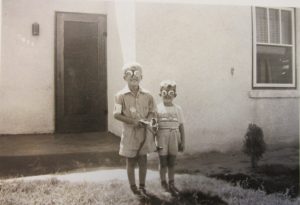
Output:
top-left (252, 7), bottom-right (296, 89)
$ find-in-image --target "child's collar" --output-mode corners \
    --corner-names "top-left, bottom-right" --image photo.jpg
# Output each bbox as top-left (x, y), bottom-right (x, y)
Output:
top-left (120, 85), bottom-right (149, 94)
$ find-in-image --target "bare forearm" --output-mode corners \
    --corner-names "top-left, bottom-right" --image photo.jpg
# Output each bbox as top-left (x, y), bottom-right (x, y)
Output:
top-left (114, 112), bottom-right (156, 128)
top-left (114, 113), bottom-right (137, 125)
top-left (179, 124), bottom-right (185, 143)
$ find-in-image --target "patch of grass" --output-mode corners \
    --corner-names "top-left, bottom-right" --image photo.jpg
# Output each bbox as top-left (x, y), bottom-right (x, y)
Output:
top-left (0, 174), bottom-right (298, 205)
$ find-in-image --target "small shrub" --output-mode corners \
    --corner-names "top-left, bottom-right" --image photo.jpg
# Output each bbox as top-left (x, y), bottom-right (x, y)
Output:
top-left (243, 123), bottom-right (266, 169)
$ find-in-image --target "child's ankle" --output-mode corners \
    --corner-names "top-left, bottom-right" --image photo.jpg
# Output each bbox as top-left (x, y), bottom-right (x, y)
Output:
top-left (139, 184), bottom-right (145, 190)
top-left (161, 180), bottom-right (169, 191)
top-left (161, 180), bottom-right (167, 185)
top-left (168, 180), bottom-right (175, 185)
top-left (130, 184), bottom-right (139, 194)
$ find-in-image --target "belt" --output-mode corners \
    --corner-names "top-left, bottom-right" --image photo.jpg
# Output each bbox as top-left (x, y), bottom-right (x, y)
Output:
top-left (159, 127), bottom-right (179, 130)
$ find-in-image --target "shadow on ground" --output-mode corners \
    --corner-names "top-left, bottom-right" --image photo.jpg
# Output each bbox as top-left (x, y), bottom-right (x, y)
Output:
top-left (209, 164), bottom-right (299, 198)
top-left (141, 190), bottom-right (227, 205)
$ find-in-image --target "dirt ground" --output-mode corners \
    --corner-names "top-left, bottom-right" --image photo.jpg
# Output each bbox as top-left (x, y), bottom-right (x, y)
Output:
top-left (177, 147), bottom-right (297, 174)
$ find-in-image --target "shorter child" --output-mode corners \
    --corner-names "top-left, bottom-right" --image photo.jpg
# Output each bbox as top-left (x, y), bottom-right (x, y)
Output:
top-left (156, 80), bottom-right (185, 196)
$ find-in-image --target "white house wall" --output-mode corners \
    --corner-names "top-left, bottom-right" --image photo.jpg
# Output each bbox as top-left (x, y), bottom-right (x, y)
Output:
top-left (0, 0), bottom-right (121, 134)
top-left (0, 0), bottom-right (299, 153)
top-left (107, 0), bottom-right (137, 136)
top-left (135, 3), bottom-right (300, 152)
top-left (0, 0), bottom-right (2, 73)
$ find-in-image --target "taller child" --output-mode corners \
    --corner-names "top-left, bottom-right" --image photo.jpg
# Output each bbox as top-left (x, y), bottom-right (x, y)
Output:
top-left (113, 62), bottom-right (156, 198)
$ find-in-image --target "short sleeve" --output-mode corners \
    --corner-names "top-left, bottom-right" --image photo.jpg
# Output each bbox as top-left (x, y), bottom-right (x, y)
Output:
top-left (176, 105), bottom-right (185, 124)
top-left (113, 94), bottom-right (123, 115)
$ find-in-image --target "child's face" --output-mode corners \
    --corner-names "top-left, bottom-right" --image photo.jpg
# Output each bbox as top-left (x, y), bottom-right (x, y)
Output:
top-left (123, 67), bottom-right (142, 87)
top-left (160, 87), bottom-right (176, 104)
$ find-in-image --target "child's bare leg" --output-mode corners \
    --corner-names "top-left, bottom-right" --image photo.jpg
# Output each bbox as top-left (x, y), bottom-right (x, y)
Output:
top-left (126, 157), bottom-right (138, 193)
top-left (168, 155), bottom-right (179, 195)
top-left (159, 155), bottom-right (168, 190)
top-left (137, 155), bottom-right (147, 189)
top-left (167, 155), bottom-right (176, 182)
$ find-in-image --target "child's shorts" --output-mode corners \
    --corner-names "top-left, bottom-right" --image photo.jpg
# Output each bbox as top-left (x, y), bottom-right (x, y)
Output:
top-left (157, 128), bottom-right (181, 156)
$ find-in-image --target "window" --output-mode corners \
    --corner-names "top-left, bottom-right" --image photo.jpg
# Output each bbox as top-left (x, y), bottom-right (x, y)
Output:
top-left (253, 7), bottom-right (296, 88)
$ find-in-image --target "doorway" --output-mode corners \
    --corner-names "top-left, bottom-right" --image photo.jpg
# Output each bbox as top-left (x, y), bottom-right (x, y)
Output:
top-left (55, 12), bottom-right (107, 133)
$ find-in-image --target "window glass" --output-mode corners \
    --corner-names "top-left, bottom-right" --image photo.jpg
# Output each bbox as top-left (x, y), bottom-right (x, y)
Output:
top-left (253, 7), bottom-right (295, 88)
top-left (257, 45), bottom-right (292, 84)
top-left (281, 10), bottom-right (292, 44)
top-left (269, 9), bottom-right (280, 44)
top-left (256, 7), bottom-right (268, 43)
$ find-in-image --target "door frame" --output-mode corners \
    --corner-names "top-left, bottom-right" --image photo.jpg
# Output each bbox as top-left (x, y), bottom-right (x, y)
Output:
top-left (54, 11), bottom-right (107, 133)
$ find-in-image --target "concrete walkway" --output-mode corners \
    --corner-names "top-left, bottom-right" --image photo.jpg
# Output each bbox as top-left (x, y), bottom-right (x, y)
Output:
top-left (6, 168), bottom-right (159, 183)
top-left (0, 132), bottom-right (124, 178)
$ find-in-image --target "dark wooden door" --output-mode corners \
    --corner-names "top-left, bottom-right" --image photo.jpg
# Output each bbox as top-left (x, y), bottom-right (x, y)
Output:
top-left (55, 12), bottom-right (107, 133)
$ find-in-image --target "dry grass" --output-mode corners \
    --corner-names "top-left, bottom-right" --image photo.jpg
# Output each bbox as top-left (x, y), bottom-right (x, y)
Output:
top-left (0, 174), bottom-right (298, 205)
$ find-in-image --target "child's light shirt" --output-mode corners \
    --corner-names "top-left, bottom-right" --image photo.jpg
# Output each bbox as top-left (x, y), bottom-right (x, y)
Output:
top-left (114, 86), bottom-right (156, 157)
top-left (157, 102), bottom-right (184, 156)
top-left (157, 103), bottom-right (185, 129)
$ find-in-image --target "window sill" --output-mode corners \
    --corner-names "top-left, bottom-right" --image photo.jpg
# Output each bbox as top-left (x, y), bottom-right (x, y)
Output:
top-left (248, 90), bottom-right (300, 98)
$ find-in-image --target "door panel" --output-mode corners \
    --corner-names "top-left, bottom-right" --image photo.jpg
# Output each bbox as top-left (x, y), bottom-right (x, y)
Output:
top-left (55, 12), bottom-right (107, 133)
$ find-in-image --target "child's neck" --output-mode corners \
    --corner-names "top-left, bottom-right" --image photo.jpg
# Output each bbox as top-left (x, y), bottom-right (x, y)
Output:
top-left (128, 84), bottom-right (139, 95)
top-left (163, 101), bottom-right (173, 106)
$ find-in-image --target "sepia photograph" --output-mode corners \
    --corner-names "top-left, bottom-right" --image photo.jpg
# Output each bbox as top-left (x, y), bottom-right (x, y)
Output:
top-left (0, 0), bottom-right (299, 204)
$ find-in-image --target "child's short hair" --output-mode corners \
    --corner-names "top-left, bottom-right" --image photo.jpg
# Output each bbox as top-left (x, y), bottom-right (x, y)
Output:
top-left (160, 80), bottom-right (176, 91)
top-left (122, 62), bottom-right (143, 75)
top-left (160, 80), bottom-right (177, 97)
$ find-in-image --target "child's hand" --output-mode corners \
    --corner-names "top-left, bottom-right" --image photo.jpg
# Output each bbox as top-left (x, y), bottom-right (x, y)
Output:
top-left (133, 118), bottom-right (147, 128)
top-left (133, 119), bottom-right (142, 128)
top-left (178, 142), bottom-right (185, 152)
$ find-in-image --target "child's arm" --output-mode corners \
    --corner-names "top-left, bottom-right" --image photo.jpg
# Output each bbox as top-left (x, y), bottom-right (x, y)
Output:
top-left (146, 111), bottom-right (157, 121)
top-left (179, 123), bottom-right (185, 152)
top-left (113, 94), bottom-right (141, 127)
top-left (114, 113), bottom-right (141, 127)
top-left (177, 105), bottom-right (185, 152)
top-left (146, 95), bottom-right (157, 121)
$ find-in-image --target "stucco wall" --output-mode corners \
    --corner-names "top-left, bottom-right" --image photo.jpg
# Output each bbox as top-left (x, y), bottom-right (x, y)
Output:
top-left (0, 0), bottom-right (2, 75)
top-left (135, 3), bottom-right (299, 152)
top-left (0, 0), bottom-right (138, 135)
top-left (0, 0), bottom-right (2, 72)
top-left (0, 0), bottom-right (108, 134)
top-left (0, 0), bottom-right (299, 153)
top-left (107, 0), bottom-right (137, 136)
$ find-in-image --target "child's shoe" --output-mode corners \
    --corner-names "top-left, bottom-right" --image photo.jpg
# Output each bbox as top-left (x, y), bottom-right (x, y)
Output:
top-left (161, 181), bottom-right (169, 192)
top-left (168, 181), bottom-right (180, 196)
top-left (139, 185), bottom-right (150, 200)
top-left (130, 185), bottom-right (143, 199)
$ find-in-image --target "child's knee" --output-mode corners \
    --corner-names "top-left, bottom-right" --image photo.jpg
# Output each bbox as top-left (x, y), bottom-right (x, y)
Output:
top-left (137, 155), bottom-right (147, 166)
top-left (126, 157), bottom-right (137, 168)
top-left (159, 155), bottom-right (168, 168)
top-left (167, 155), bottom-right (177, 167)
